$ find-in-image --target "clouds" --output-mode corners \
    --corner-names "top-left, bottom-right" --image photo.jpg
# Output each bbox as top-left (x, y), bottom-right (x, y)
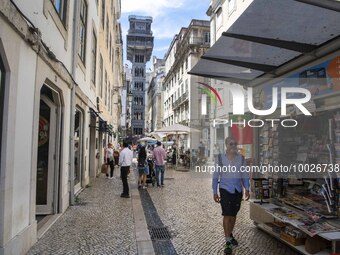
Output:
top-left (121, 0), bottom-right (210, 60)
top-left (122, 0), bottom-right (185, 17)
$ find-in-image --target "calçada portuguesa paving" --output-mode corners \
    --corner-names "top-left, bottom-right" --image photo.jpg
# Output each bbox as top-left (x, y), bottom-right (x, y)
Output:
top-left (27, 164), bottom-right (299, 255)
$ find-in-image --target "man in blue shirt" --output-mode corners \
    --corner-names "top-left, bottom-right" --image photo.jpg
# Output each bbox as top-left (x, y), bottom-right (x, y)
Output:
top-left (212, 136), bottom-right (250, 255)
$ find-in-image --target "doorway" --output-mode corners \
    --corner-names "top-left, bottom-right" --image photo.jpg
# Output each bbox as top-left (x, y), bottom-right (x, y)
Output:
top-left (0, 56), bottom-right (5, 169)
top-left (36, 85), bottom-right (61, 215)
top-left (74, 107), bottom-right (83, 193)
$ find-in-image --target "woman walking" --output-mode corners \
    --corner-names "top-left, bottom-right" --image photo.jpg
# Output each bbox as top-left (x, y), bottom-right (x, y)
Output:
top-left (105, 143), bottom-right (115, 179)
top-left (137, 146), bottom-right (148, 189)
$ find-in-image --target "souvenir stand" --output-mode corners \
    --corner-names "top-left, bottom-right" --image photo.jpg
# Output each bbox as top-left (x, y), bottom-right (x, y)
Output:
top-left (250, 54), bottom-right (340, 255)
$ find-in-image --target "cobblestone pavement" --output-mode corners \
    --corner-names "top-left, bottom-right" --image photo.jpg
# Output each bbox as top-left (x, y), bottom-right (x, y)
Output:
top-left (147, 167), bottom-right (299, 255)
top-left (27, 169), bottom-right (137, 255)
top-left (27, 164), bottom-right (300, 255)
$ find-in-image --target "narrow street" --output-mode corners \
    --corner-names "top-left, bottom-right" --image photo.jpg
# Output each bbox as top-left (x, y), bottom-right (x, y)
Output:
top-left (28, 164), bottom-right (299, 255)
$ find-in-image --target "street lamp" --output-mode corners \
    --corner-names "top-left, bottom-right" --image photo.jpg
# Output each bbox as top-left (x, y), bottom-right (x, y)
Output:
top-left (126, 92), bottom-right (133, 141)
top-left (127, 92), bottom-right (133, 104)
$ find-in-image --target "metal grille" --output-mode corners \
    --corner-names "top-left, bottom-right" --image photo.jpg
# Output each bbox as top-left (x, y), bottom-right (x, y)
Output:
top-left (149, 226), bottom-right (172, 240)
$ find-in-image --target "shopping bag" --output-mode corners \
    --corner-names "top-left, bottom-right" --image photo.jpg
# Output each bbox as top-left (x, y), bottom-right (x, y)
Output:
top-left (101, 163), bottom-right (108, 174)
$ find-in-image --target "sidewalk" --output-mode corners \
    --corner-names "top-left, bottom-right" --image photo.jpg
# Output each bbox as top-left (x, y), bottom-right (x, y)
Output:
top-left (27, 168), bottom-right (153, 255)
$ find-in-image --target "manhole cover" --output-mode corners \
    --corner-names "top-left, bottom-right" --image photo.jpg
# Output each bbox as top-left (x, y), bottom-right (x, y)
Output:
top-left (149, 226), bottom-right (172, 240)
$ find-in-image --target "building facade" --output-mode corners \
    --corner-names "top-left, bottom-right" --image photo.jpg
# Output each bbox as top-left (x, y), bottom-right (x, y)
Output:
top-left (147, 57), bottom-right (165, 133)
top-left (0, 0), bottom-right (122, 254)
top-left (126, 15), bottom-right (154, 140)
top-left (162, 20), bottom-right (210, 150)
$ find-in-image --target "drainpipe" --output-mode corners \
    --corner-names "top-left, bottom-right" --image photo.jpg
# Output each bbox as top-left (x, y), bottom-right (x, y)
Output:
top-left (69, 0), bottom-right (79, 205)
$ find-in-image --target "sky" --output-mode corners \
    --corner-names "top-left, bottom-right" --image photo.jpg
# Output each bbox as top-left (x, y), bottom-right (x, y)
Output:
top-left (120, 0), bottom-right (211, 67)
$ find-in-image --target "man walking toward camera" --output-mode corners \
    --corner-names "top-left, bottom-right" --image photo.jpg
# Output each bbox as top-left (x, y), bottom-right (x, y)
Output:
top-left (153, 141), bottom-right (167, 187)
top-left (119, 142), bottom-right (133, 198)
top-left (212, 136), bottom-right (250, 255)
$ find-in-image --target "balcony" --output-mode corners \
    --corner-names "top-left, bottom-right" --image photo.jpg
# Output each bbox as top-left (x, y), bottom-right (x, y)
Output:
top-left (172, 92), bottom-right (189, 110)
top-left (174, 36), bottom-right (210, 60)
top-left (129, 15), bottom-right (153, 21)
top-left (188, 37), bottom-right (210, 46)
top-left (190, 20), bottom-right (210, 27)
top-left (172, 101), bottom-right (178, 109)
top-left (128, 29), bottom-right (153, 36)
top-left (127, 40), bottom-right (154, 48)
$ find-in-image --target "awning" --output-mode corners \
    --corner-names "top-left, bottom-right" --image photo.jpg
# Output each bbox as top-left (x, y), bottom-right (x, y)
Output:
top-left (98, 118), bottom-right (107, 132)
top-left (89, 108), bottom-right (113, 134)
top-left (89, 107), bottom-right (100, 118)
top-left (189, 0), bottom-right (340, 86)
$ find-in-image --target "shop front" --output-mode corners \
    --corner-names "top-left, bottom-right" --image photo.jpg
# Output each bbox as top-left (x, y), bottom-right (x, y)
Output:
top-left (74, 107), bottom-right (84, 194)
top-left (189, 1), bottom-right (340, 253)
top-left (249, 53), bottom-right (340, 254)
top-left (36, 84), bottom-right (63, 216)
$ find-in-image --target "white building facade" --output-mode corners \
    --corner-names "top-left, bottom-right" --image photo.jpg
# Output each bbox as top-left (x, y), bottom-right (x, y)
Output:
top-left (0, 0), bottom-right (122, 254)
top-left (163, 20), bottom-right (210, 151)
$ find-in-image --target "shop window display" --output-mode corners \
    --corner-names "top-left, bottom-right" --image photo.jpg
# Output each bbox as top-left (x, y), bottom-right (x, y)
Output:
top-left (251, 111), bottom-right (340, 254)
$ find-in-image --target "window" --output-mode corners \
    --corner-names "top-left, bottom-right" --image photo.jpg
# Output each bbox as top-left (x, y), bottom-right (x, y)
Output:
top-left (104, 70), bottom-right (107, 105)
top-left (134, 82), bottom-right (144, 91)
top-left (109, 34), bottom-right (112, 59)
top-left (79, 0), bottom-right (87, 63)
top-left (0, 56), bottom-right (5, 164)
top-left (74, 108), bottom-right (82, 185)
top-left (133, 128), bottom-right (143, 135)
top-left (216, 7), bottom-right (222, 27)
top-left (51, 0), bottom-right (68, 25)
top-left (101, 0), bottom-right (105, 29)
top-left (91, 29), bottom-right (97, 84)
top-left (204, 32), bottom-right (210, 44)
top-left (108, 82), bottom-right (111, 110)
top-left (134, 67), bottom-right (144, 77)
top-left (106, 15), bottom-right (109, 48)
top-left (135, 55), bottom-right (144, 63)
top-left (111, 89), bottom-right (114, 113)
top-left (111, 49), bottom-right (114, 72)
top-left (228, 0), bottom-right (236, 15)
top-left (99, 55), bottom-right (103, 97)
top-left (135, 22), bottom-right (146, 30)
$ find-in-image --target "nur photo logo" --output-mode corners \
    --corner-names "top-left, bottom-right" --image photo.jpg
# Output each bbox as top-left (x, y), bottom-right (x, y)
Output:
top-left (198, 82), bottom-right (222, 115)
top-left (198, 82), bottom-right (312, 128)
